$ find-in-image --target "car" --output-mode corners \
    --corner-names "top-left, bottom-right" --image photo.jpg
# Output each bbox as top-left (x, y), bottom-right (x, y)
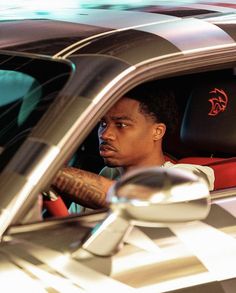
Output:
top-left (1, 0), bottom-right (236, 291)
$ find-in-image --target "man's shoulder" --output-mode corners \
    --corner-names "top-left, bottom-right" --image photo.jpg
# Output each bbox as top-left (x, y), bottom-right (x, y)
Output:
top-left (164, 161), bottom-right (215, 191)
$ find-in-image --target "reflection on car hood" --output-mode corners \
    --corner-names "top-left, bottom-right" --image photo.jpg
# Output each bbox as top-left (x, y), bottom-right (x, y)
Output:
top-left (2, 203), bottom-right (236, 292)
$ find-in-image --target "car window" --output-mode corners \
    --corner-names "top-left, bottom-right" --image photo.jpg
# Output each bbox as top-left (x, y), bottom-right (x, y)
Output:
top-left (0, 54), bottom-right (72, 170)
top-left (71, 66), bottom-right (236, 177)
top-left (0, 70), bottom-right (40, 146)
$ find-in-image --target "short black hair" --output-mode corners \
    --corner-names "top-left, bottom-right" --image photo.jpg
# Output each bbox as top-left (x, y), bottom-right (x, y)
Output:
top-left (127, 82), bottom-right (179, 135)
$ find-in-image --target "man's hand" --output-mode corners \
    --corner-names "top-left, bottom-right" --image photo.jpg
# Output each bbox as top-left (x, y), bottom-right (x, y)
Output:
top-left (52, 167), bottom-right (114, 209)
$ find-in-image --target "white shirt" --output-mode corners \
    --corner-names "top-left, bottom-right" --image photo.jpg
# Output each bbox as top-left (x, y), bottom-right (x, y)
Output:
top-left (69, 162), bottom-right (215, 214)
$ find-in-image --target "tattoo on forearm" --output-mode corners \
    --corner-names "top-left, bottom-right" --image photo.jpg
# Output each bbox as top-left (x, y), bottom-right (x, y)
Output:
top-left (52, 167), bottom-right (108, 208)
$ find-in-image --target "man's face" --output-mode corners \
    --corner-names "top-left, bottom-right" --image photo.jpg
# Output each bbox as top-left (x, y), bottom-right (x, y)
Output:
top-left (98, 97), bottom-right (163, 170)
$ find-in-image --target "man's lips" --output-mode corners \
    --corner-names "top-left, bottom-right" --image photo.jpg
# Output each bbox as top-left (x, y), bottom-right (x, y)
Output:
top-left (99, 144), bottom-right (117, 156)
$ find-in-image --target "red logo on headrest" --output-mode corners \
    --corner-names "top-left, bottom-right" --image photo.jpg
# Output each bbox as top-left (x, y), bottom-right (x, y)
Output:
top-left (208, 88), bottom-right (228, 116)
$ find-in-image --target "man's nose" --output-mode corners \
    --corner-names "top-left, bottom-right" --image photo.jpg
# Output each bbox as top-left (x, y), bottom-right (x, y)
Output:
top-left (99, 125), bottom-right (115, 140)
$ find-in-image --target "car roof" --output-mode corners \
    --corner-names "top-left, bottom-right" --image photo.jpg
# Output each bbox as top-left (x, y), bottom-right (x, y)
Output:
top-left (1, 1), bottom-right (236, 61)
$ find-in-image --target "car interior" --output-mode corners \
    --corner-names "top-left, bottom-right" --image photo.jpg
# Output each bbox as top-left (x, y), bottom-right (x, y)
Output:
top-left (177, 75), bottom-right (236, 190)
top-left (43, 65), bottom-right (236, 218)
top-left (77, 70), bottom-right (236, 159)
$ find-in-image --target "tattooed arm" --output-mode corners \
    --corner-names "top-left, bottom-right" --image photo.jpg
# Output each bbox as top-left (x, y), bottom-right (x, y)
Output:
top-left (51, 167), bottom-right (114, 209)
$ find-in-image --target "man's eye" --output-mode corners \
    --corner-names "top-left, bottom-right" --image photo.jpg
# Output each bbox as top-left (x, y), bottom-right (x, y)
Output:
top-left (116, 122), bottom-right (127, 128)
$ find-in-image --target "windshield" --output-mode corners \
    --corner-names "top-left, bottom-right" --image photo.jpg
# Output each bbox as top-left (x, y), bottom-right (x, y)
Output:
top-left (0, 53), bottom-right (72, 170)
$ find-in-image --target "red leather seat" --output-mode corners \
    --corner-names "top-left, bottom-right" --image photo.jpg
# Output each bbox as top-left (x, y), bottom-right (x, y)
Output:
top-left (179, 78), bottom-right (236, 191)
top-left (178, 157), bottom-right (236, 190)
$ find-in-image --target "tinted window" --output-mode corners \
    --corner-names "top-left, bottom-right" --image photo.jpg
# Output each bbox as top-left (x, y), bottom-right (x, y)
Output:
top-left (0, 53), bottom-right (72, 170)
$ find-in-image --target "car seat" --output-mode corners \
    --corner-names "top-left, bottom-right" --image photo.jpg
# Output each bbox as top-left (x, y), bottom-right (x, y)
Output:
top-left (178, 78), bottom-right (236, 190)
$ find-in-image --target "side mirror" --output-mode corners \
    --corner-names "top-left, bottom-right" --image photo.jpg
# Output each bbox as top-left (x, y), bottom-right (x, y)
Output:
top-left (80, 167), bottom-right (210, 256)
top-left (108, 167), bottom-right (210, 224)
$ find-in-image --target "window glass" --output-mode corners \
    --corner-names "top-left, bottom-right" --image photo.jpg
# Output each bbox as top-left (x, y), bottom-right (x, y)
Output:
top-left (0, 54), bottom-right (72, 169)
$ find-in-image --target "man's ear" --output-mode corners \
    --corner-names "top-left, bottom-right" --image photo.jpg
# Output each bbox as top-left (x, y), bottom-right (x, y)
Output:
top-left (153, 123), bottom-right (166, 141)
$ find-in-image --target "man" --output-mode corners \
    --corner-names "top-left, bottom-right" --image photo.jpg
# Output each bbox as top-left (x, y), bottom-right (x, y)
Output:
top-left (51, 83), bottom-right (214, 210)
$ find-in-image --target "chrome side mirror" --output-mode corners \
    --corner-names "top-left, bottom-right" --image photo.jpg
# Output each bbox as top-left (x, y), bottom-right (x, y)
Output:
top-left (80, 167), bottom-right (210, 256)
top-left (108, 167), bottom-right (210, 224)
